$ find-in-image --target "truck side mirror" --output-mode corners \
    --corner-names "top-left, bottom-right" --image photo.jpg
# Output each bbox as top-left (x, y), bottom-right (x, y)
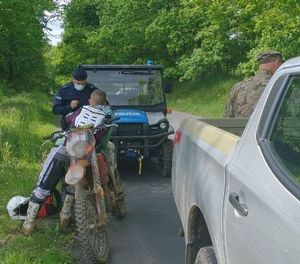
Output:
top-left (165, 83), bottom-right (173, 94)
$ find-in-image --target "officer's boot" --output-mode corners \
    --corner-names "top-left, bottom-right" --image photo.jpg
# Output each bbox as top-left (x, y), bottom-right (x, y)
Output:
top-left (22, 201), bottom-right (40, 236)
top-left (60, 194), bottom-right (74, 227)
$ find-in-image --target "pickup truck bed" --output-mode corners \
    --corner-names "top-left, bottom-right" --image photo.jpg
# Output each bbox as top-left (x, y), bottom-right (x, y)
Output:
top-left (197, 118), bottom-right (248, 136)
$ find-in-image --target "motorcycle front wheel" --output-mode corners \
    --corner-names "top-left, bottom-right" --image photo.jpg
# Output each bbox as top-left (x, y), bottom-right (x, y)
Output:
top-left (75, 189), bottom-right (109, 264)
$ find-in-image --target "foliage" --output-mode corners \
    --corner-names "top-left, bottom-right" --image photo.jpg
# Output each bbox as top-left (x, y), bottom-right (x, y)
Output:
top-left (1, 1), bottom-right (300, 87)
top-left (239, 1), bottom-right (300, 76)
top-left (52, 0), bottom-right (300, 81)
top-left (0, 0), bottom-right (55, 91)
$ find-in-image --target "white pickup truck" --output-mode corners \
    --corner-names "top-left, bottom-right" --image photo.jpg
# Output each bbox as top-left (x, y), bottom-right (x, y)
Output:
top-left (172, 57), bottom-right (300, 264)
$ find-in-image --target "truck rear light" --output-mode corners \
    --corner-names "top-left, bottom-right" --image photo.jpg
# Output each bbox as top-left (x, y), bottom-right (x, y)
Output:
top-left (174, 130), bottom-right (182, 145)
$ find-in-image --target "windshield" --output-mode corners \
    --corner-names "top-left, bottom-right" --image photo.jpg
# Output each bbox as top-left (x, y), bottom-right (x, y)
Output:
top-left (86, 69), bottom-right (164, 106)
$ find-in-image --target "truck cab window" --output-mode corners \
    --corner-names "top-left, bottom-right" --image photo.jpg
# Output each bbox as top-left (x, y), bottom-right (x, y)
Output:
top-left (269, 76), bottom-right (300, 187)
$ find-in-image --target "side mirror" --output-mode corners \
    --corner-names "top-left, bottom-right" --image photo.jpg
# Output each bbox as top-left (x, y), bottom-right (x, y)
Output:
top-left (164, 83), bottom-right (173, 94)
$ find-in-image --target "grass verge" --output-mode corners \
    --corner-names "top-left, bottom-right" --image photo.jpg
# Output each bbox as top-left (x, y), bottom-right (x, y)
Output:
top-left (167, 73), bottom-right (241, 117)
top-left (0, 90), bottom-right (74, 263)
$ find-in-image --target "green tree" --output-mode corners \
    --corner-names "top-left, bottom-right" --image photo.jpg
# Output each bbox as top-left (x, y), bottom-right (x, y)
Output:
top-left (240, 0), bottom-right (300, 75)
top-left (0, 0), bottom-right (54, 91)
top-left (56, 0), bottom-right (300, 81)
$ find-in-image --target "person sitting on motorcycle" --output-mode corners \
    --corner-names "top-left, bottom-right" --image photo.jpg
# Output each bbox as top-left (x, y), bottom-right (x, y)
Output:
top-left (22, 89), bottom-right (113, 236)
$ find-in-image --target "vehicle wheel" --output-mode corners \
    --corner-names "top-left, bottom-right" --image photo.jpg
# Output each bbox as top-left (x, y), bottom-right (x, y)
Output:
top-left (75, 189), bottom-right (109, 264)
top-left (112, 170), bottom-right (126, 219)
top-left (195, 246), bottom-right (217, 264)
top-left (160, 139), bottom-right (173, 177)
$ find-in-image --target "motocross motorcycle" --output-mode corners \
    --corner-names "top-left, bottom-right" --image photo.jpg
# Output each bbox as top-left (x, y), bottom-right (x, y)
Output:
top-left (45, 123), bottom-right (126, 263)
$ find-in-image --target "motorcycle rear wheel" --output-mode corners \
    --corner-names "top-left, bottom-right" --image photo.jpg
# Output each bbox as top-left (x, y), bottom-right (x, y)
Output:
top-left (75, 189), bottom-right (109, 264)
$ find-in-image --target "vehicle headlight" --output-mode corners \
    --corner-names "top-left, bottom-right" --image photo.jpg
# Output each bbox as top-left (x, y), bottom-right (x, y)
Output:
top-left (159, 122), bottom-right (167, 130)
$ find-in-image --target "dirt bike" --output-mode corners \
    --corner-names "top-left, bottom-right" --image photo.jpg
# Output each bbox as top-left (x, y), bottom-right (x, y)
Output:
top-left (44, 122), bottom-right (126, 263)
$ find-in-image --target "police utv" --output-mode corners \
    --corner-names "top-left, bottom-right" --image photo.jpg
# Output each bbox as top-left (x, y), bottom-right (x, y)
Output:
top-left (83, 62), bottom-right (174, 177)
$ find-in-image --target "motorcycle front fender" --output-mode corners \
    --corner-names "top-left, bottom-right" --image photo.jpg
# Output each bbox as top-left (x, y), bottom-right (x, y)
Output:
top-left (65, 160), bottom-right (87, 185)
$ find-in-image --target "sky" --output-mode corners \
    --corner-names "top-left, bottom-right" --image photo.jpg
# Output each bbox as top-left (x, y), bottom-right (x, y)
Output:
top-left (44, 0), bottom-right (69, 46)
top-left (46, 16), bottom-right (63, 45)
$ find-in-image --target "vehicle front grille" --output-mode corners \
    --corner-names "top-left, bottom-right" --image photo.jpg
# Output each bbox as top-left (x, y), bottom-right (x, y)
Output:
top-left (115, 123), bottom-right (144, 136)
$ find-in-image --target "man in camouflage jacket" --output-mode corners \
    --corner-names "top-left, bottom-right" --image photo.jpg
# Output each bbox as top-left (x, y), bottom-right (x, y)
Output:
top-left (224, 51), bottom-right (284, 118)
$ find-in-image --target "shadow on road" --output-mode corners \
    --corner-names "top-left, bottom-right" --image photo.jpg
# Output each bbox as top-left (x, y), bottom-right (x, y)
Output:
top-left (108, 159), bottom-right (185, 264)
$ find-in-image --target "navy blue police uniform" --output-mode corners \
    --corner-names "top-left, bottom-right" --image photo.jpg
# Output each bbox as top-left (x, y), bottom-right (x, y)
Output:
top-left (53, 82), bottom-right (96, 116)
top-left (53, 82), bottom-right (96, 129)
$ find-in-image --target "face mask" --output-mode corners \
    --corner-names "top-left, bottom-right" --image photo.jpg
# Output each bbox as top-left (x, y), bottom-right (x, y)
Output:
top-left (74, 83), bottom-right (86, 91)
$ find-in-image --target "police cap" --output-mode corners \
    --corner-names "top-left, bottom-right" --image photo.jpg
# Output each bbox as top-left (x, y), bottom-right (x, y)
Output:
top-left (72, 65), bottom-right (87, 81)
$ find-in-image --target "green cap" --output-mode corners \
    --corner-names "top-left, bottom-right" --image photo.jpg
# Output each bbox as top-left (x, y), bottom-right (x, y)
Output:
top-left (257, 51), bottom-right (284, 64)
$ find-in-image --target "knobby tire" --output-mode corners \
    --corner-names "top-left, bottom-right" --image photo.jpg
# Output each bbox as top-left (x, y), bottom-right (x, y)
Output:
top-left (75, 188), bottom-right (109, 264)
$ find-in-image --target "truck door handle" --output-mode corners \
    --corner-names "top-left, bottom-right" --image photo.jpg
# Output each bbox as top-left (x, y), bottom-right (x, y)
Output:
top-left (229, 192), bottom-right (248, 217)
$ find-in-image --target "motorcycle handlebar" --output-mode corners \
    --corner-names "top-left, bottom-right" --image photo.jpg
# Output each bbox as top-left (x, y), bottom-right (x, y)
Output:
top-left (42, 135), bottom-right (53, 140)
top-left (42, 131), bottom-right (66, 141)
top-left (92, 122), bottom-right (118, 132)
top-left (43, 122), bottom-right (118, 141)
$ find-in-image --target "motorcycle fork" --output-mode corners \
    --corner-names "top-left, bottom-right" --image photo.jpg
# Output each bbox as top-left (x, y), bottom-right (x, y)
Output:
top-left (90, 151), bottom-right (107, 227)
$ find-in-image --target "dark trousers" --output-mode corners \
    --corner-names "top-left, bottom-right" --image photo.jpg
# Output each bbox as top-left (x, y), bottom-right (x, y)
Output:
top-left (31, 146), bottom-right (71, 203)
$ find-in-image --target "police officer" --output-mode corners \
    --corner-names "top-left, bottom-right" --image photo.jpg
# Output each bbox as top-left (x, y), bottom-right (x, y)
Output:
top-left (53, 64), bottom-right (96, 129)
top-left (224, 51), bottom-right (284, 118)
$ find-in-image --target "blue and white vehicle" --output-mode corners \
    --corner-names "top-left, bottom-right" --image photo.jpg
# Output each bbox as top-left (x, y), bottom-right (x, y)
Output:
top-left (83, 64), bottom-right (174, 176)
